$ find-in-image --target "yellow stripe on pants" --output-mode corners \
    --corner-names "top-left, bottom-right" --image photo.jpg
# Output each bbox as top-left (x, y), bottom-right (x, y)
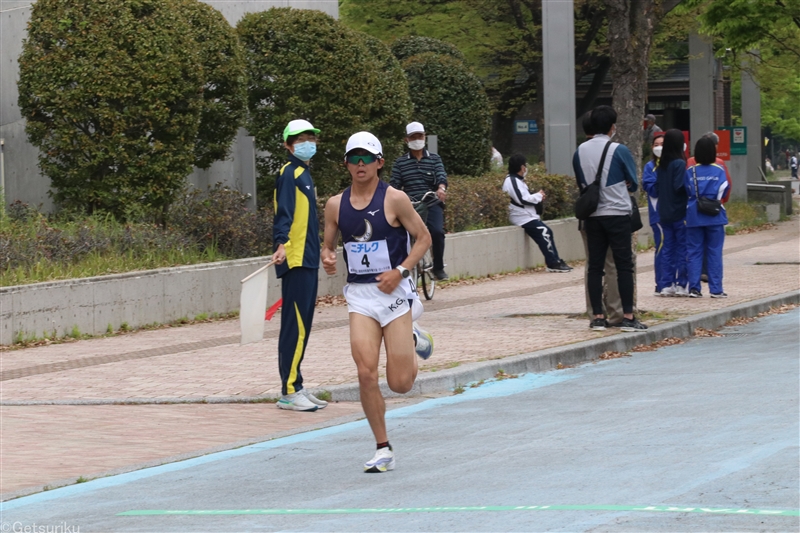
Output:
top-left (286, 302), bottom-right (306, 395)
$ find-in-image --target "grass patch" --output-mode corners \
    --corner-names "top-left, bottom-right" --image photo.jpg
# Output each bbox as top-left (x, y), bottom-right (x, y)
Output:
top-left (724, 200), bottom-right (772, 234)
top-left (453, 385), bottom-right (465, 395)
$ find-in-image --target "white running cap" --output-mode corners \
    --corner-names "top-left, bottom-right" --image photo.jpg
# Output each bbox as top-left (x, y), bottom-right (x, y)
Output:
top-left (406, 122), bottom-right (425, 136)
top-left (345, 131), bottom-right (383, 156)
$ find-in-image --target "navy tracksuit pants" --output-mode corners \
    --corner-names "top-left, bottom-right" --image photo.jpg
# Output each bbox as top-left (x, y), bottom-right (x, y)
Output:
top-left (687, 225), bottom-right (725, 295)
top-left (653, 221), bottom-right (688, 291)
top-left (278, 267), bottom-right (318, 396)
top-left (522, 219), bottom-right (561, 267)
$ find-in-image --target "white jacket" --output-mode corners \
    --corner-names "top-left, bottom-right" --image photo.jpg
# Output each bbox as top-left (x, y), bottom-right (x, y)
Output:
top-left (502, 173), bottom-right (542, 226)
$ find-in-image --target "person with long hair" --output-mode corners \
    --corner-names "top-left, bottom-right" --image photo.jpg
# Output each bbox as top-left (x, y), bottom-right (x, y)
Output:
top-left (653, 129), bottom-right (689, 297)
top-left (684, 136), bottom-right (729, 298)
top-left (642, 132), bottom-right (667, 295)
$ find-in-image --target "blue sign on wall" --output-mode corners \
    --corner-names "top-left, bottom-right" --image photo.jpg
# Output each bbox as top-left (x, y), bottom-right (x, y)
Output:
top-left (514, 120), bottom-right (539, 134)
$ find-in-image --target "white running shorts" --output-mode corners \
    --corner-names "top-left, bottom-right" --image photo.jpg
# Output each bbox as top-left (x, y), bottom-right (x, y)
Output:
top-left (343, 279), bottom-right (422, 327)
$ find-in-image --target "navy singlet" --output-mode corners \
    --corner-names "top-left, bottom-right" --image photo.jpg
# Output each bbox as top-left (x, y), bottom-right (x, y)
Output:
top-left (339, 180), bottom-right (410, 284)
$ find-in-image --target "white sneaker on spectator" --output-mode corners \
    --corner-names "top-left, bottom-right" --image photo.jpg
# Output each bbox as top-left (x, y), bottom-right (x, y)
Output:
top-left (674, 285), bottom-right (690, 297)
top-left (276, 391), bottom-right (318, 412)
top-left (659, 285), bottom-right (677, 297)
top-left (302, 389), bottom-right (328, 409)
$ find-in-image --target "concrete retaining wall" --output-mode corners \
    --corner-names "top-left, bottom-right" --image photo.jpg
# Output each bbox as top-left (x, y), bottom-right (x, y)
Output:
top-left (0, 211), bottom-right (652, 344)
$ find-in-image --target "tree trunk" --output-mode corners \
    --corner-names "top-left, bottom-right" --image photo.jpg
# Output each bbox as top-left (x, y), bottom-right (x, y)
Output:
top-left (605, 0), bottom-right (658, 177)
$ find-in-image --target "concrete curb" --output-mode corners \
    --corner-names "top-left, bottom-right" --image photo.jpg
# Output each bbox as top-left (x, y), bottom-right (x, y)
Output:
top-left (4, 290), bottom-right (797, 406)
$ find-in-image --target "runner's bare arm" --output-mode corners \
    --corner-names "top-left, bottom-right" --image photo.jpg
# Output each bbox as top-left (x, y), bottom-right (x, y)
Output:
top-left (375, 188), bottom-right (432, 293)
top-left (322, 194), bottom-right (342, 276)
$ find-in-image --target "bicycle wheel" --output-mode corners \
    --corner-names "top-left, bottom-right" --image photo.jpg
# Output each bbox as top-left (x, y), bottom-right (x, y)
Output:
top-left (420, 249), bottom-right (435, 300)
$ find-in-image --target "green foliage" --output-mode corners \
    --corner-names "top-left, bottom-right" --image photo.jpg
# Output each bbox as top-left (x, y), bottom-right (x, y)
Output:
top-left (526, 167), bottom-right (581, 221)
top-left (401, 52), bottom-right (492, 176)
top-left (444, 170), bottom-right (578, 233)
top-left (1, 186), bottom-right (273, 286)
top-left (176, 0), bottom-right (248, 169)
top-left (359, 34), bottom-right (414, 176)
top-left (165, 184), bottom-right (272, 259)
top-left (18, 0), bottom-right (204, 217)
top-left (237, 8), bottom-right (411, 198)
top-left (390, 35), bottom-right (466, 63)
top-left (444, 173), bottom-right (509, 232)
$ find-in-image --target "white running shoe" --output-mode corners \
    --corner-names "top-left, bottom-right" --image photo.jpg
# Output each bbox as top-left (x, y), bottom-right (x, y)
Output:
top-left (659, 285), bottom-right (677, 297)
top-left (412, 323), bottom-right (434, 360)
top-left (364, 447), bottom-right (395, 473)
top-left (276, 392), bottom-right (318, 412)
top-left (301, 389), bottom-right (328, 409)
top-left (674, 285), bottom-right (690, 297)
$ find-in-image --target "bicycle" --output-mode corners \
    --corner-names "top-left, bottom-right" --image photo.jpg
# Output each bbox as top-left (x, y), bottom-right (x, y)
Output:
top-left (410, 190), bottom-right (439, 300)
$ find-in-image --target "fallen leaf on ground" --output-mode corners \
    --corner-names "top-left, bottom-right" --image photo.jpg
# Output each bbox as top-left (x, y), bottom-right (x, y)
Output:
top-left (694, 327), bottom-right (722, 337)
top-left (599, 351), bottom-right (630, 360)
top-left (631, 337), bottom-right (685, 352)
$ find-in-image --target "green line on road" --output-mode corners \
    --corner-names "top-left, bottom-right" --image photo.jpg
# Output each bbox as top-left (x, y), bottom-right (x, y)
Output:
top-left (119, 505), bottom-right (799, 517)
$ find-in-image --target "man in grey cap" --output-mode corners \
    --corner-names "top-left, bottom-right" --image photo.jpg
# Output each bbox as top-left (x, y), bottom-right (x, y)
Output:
top-left (643, 114), bottom-right (663, 146)
top-left (390, 122), bottom-right (449, 280)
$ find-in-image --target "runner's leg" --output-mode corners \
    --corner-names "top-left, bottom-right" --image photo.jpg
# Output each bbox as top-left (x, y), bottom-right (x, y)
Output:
top-left (382, 311), bottom-right (418, 394)
top-left (349, 313), bottom-right (388, 443)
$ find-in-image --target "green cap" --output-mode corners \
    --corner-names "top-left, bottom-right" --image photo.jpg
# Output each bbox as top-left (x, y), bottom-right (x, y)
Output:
top-left (283, 119), bottom-right (320, 141)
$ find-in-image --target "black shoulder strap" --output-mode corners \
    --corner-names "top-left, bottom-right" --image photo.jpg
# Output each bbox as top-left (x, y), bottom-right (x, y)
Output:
top-left (594, 141), bottom-right (613, 185)
top-left (509, 175), bottom-right (536, 207)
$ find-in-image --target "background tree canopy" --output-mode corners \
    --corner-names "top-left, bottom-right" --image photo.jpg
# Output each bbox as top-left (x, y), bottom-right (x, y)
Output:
top-left (176, 0), bottom-right (248, 170)
top-left (18, 0), bottom-right (205, 218)
top-left (401, 51), bottom-right (492, 176)
top-left (237, 8), bottom-right (413, 199)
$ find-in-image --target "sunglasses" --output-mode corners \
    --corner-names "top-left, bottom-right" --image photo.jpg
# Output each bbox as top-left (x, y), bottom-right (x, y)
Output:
top-left (346, 153), bottom-right (378, 165)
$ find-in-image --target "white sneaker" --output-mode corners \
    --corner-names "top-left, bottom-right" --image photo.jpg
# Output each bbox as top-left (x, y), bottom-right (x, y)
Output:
top-left (276, 392), bottom-right (318, 412)
top-left (659, 285), bottom-right (677, 297)
top-left (364, 446), bottom-right (395, 473)
top-left (674, 285), bottom-right (690, 297)
top-left (301, 389), bottom-right (328, 409)
top-left (413, 323), bottom-right (434, 360)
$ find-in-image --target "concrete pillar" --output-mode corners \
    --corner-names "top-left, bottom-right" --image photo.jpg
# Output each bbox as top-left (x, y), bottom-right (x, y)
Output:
top-left (689, 31), bottom-right (715, 153)
top-left (727, 156), bottom-right (748, 201)
top-left (542, 0), bottom-right (576, 176)
top-left (741, 61), bottom-right (762, 187)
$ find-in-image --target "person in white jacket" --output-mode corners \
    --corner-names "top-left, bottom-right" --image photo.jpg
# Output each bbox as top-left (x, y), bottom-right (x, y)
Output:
top-left (502, 154), bottom-right (572, 273)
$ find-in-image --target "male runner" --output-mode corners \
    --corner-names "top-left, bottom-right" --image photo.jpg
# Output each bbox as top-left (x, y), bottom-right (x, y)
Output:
top-left (321, 131), bottom-right (433, 473)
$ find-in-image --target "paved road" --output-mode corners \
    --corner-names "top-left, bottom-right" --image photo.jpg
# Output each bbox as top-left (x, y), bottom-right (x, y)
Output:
top-left (3, 309), bottom-right (798, 532)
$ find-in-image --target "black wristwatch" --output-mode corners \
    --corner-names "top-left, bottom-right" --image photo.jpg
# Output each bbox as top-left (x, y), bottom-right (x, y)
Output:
top-left (395, 266), bottom-right (410, 278)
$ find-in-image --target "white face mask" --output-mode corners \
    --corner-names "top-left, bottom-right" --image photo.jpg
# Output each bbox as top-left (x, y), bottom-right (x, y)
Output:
top-left (522, 166), bottom-right (528, 178)
top-left (408, 139), bottom-right (425, 151)
top-left (683, 143), bottom-right (688, 153)
top-left (652, 146), bottom-right (663, 158)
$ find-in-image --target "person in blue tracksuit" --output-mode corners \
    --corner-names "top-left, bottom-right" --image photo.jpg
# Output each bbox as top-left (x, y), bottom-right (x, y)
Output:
top-left (641, 133), bottom-right (665, 295)
top-left (272, 119), bottom-right (327, 412)
top-left (653, 129), bottom-right (689, 297)
top-left (684, 136), bottom-right (729, 298)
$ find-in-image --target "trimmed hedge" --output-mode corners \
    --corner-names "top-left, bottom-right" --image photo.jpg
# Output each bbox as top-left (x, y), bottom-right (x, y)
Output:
top-left (237, 8), bottom-right (412, 199)
top-left (177, 0), bottom-right (247, 170)
top-left (391, 35), bottom-right (466, 63)
top-left (18, 0), bottom-right (204, 217)
top-left (440, 170), bottom-right (579, 233)
top-left (401, 52), bottom-right (492, 177)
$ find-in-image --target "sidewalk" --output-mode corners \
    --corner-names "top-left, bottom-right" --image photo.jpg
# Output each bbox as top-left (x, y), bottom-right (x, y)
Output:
top-left (2, 219), bottom-right (798, 499)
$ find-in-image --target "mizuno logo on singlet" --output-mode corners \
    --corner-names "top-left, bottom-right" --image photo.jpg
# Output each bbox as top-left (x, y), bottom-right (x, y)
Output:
top-left (306, 185), bottom-right (311, 189)
top-left (368, 209), bottom-right (380, 216)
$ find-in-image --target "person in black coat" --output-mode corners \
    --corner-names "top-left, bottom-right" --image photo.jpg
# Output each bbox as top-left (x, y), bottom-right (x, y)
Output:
top-left (654, 129), bottom-right (689, 296)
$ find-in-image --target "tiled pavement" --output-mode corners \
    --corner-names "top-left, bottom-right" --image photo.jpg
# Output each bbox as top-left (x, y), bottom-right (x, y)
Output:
top-left (1, 219), bottom-right (798, 497)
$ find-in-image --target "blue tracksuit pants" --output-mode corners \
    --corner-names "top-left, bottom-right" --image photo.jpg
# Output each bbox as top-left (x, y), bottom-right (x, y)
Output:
top-left (686, 225), bottom-right (725, 294)
top-left (656, 220), bottom-right (687, 291)
top-left (278, 267), bottom-right (318, 396)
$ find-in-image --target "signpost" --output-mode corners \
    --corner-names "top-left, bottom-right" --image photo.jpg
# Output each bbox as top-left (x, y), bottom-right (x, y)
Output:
top-left (514, 120), bottom-right (539, 135)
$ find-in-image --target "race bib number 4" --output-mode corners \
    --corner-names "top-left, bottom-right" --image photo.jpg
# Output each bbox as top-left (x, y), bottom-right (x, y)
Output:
top-left (345, 240), bottom-right (392, 275)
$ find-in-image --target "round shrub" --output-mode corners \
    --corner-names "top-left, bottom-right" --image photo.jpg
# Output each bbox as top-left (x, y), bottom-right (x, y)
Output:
top-left (526, 169), bottom-right (580, 221)
top-left (18, 0), bottom-right (204, 217)
top-left (402, 53), bottom-right (491, 177)
top-left (176, 0), bottom-right (247, 170)
top-left (391, 35), bottom-right (466, 63)
top-left (360, 34), bottom-right (414, 175)
top-left (238, 8), bottom-right (398, 198)
top-left (444, 173), bottom-right (509, 233)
